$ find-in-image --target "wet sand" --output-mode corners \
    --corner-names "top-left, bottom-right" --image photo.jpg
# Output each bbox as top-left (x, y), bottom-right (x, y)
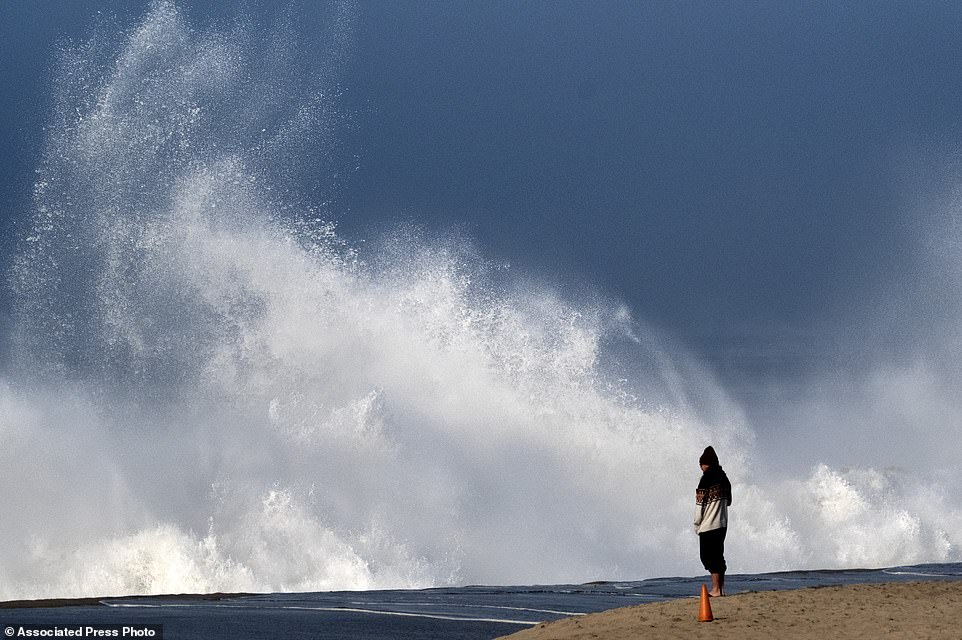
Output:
top-left (498, 580), bottom-right (962, 639)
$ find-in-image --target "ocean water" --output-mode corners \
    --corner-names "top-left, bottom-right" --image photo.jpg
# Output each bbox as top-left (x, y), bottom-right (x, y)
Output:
top-left (1, 0), bottom-right (961, 603)
top-left (2, 563), bottom-right (961, 640)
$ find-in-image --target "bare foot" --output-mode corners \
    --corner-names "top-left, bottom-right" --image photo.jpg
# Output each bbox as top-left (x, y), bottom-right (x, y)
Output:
top-left (708, 590), bottom-right (722, 597)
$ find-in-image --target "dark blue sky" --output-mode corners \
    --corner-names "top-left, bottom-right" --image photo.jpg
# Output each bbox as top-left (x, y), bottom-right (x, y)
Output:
top-left (3, 1), bottom-right (962, 392)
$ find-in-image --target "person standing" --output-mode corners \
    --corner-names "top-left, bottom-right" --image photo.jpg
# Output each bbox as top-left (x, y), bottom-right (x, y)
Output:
top-left (694, 445), bottom-right (732, 597)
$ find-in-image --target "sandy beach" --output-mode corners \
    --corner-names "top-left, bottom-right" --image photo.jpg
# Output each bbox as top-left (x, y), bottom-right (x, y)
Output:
top-left (498, 581), bottom-right (962, 640)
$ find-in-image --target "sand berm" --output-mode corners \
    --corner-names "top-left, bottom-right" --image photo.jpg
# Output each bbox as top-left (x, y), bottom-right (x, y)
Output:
top-left (497, 581), bottom-right (962, 639)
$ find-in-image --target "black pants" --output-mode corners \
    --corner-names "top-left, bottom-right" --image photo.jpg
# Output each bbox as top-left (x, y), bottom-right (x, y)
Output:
top-left (699, 527), bottom-right (727, 574)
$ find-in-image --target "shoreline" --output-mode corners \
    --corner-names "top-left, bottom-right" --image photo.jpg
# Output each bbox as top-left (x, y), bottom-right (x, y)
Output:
top-left (497, 580), bottom-right (962, 639)
top-left (3, 576), bottom-right (962, 639)
top-left (0, 592), bottom-right (255, 610)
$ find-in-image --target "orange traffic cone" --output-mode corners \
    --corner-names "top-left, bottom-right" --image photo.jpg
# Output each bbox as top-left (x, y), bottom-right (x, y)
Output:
top-left (697, 584), bottom-right (714, 622)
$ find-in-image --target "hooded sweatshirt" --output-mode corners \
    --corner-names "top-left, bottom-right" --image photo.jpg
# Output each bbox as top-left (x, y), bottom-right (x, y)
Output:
top-left (694, 465), bottom-right (732, 534)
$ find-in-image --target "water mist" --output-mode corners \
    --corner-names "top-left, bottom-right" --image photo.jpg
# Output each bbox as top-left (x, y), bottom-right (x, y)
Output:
top-left (2, 1), bottom-right (960, 600)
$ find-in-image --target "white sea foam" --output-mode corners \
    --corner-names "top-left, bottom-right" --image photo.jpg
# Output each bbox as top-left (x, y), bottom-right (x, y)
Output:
top-left (2, 0), bottom-right (960, 599)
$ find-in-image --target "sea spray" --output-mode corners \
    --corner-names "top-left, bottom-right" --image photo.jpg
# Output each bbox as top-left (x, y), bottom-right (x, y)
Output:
top-left (2, 1), bottom-right (960, 600)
